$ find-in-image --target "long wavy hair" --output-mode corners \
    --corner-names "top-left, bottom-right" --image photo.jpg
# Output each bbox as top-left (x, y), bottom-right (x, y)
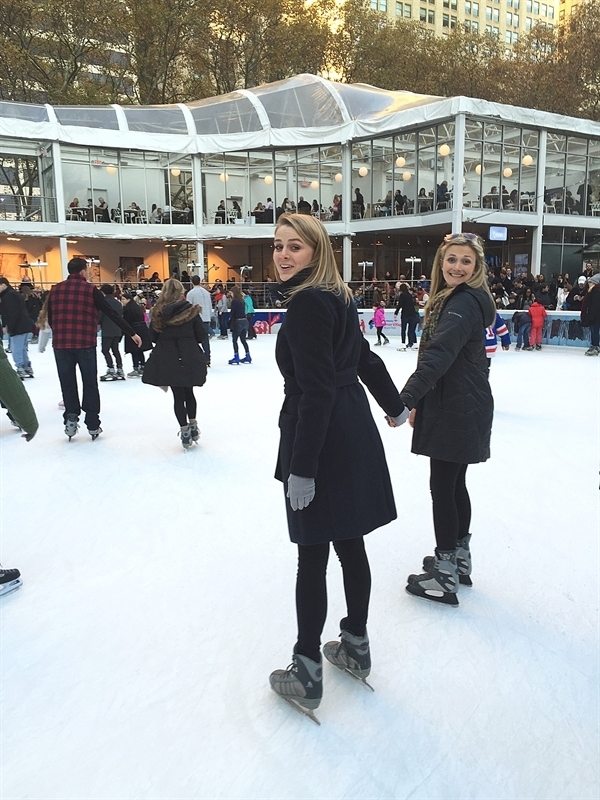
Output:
top-left (150, 278), bottom-right (185, 330)
top-left (274, 213), bottom-right (352, 304)
top-left (426, 234), bottom-right (495, 321)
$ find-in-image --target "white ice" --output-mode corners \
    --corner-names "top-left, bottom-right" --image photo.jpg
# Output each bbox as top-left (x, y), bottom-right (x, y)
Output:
top-left (1, 336), bottom-right (598, 800)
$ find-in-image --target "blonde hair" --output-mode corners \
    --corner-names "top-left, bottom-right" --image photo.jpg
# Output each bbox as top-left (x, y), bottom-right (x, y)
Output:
top-left (425, 234), bottom-right (495, 321)
top-left (274, 213), bottom-right (352, 304)
top-left (150, 278), bottom-right (185, 329)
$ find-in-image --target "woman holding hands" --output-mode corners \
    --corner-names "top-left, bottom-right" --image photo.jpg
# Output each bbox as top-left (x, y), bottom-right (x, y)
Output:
top-left (397, 233), bottom-right (496, 606)
top-left (268, 214), bottom-right (407, 721)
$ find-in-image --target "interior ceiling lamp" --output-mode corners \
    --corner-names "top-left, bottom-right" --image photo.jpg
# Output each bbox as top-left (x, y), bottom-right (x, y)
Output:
top-left (219, 172), bottom-right (229, 182)
top-left (475, 164), bottom-right (484, 175)
top-left (264, 175), bottom-right (273, 185)
top-left (66, 239), bottom-right (78, 244)
top-left (395, 156), bottom-right (406, 168)
top-left (402, 171), bottom-right (412, 181)
top-left (438, 144), bottom-right (451, 157)
top-left (334, 172), bottom-right (343, 183)
top-left (170, 168), bottom-right (181, 177)
top-left (310, 180), bottom-right (319, 190)
top-left (358, 166), bottom-right (369, 177)
top-left (214, 244), bottom-right (224, 249)
top-left (522, 154), bottom-right (534, 166)
top-left (503, 167), bottom-right (513, 178)
top-left (7, 236), bottom-right (21, 241)
top-left (106, 165), bottom-right (117, 174)
top-left (86, 258), bottom-right (100, 265)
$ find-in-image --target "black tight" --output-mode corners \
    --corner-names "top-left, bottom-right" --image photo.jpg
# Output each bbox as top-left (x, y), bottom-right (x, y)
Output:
top-left (171, 386), bottom-right (197, 426)
top-left (429, 459), bottom-right (471, 551)
top-left (295, 537), bottom-right (371, 662)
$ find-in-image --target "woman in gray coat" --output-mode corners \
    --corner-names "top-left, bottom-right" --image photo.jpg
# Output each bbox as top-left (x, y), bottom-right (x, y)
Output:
top-left (268, 214), bottom-right (407, 720)
top-left (398, 233), bottom-right (496, 606)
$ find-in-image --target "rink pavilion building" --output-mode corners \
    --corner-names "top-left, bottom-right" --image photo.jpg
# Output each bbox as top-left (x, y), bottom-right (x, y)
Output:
top-left (1, 73), bottom-right (599, 289)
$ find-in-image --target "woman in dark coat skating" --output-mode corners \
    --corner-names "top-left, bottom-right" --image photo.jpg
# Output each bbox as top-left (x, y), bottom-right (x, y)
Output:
top-left (142, 279), bottom-right (208, 450)
top-left (397, 233), bottom-right (496, 606)
top-left (268, 214), bottom-right (408, 720)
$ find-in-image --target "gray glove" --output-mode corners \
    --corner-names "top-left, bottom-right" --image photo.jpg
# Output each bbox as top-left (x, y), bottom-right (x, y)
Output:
top-left (386, 407), bottom-right (410, 427)
top-left (287, 474), bottom-right (316, 511)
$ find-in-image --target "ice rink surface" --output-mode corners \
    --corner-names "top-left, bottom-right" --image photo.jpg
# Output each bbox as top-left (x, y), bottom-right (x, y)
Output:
top-left (1, 335), bottom-right (598, 800)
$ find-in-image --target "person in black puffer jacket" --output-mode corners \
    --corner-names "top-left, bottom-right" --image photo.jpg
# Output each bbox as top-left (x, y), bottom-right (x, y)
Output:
top-left (0, 278), bottom-right (34, 378)
top-left (142, 279), bottom-right (207, 449)
top-left (398, 233), bottom-right (496, 607)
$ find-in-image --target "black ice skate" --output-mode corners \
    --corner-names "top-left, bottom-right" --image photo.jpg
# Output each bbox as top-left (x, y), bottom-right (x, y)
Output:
top-left (100, 368), bottom-right (116, 381)
top-left (423, 534), bottom-right (472, 586)
top-left (188, 419), bottom-right (200, 442)
top-left (323, 626), bottom-right (373, 690)
top-left (406, 548), bottom-right (459, 606)
top-left (0, 566), bottom-right (22, 597)
top-left (179, 425), bottom-right (192, 450)
top-left (88, 427), bottom-right (103, 441)
top-left (64, 414), bottom-right (79, 440)
top-left (269, 653), bottom-right (322, 725)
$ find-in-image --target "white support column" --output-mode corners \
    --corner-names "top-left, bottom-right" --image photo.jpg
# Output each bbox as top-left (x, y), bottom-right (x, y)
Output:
top-left (58, 237), bottom-right (69, 279)
top-left (343, 236), bottom-right (352, 283)
top-left (452, 113), bottom-right (466, 234)
top-left (342, 143), bottom-right (352, 224)
top-left (192, 153), bottom-right (204, 226)
top-left (52, 142), bottom-right (66, 225)
top-left (196, 241), bottom-right (205, 279)
top-left (531, 130), bottom-right (548, 276)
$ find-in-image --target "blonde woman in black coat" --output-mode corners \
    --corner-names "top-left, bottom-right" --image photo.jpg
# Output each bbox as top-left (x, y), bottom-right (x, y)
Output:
top-left (268, 214), bottom-right (408, 720)
top-left (397, 233), bottom-right (496, 606)
top-left (142, 279), bottom-right (207, 450)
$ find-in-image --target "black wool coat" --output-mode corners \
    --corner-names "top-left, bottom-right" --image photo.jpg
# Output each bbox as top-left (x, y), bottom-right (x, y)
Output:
top-left (400, 284), bottom-right (495, 464)
top-left (142, 301), bottom-right (207, 388)
top-left (0, 288), bottom-right (34, 335)
top-left (275, 284), bottom-right (404, 546)
top-left (122, 301), bottom-right (153, 353)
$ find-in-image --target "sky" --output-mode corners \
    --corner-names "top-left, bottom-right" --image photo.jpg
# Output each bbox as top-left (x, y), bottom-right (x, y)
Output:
top-left (1, 334), bottom-right (598, 800)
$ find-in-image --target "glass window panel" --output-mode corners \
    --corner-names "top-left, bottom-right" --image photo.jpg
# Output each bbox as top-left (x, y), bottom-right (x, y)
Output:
top-left (88, 148), bottom-right (119, 218)
top-left (351, 142), bottom-right (372, 220)
top-left (0, 102), bottom-right (48, 123)
top-left (248, 152), bottom-right (275, 224)
top-left (187, 93), bottom-right (262, 134)
top-left (252, 80), bottom-right (343, 128)
top-left (54, 106), bottom-right (119, 129)
top-left (61, 146), bottom-right (93, 219)
top-left (319, 144), bottom-right (343, 220)
top-left (122, 106), bottom-right (188, 134)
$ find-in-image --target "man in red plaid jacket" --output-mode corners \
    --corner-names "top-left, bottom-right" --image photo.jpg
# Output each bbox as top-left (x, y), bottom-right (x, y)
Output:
top-left (48, 258), bottom-right (142, 439)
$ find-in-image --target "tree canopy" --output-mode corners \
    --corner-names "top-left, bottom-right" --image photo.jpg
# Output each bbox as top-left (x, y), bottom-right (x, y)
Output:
top-left (0, 0), bottom-right (598, 121)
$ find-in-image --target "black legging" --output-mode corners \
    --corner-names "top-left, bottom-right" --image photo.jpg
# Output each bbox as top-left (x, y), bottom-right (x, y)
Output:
top-left (295, 537), bottom-right (371, 663)
top-left (171, 386), bottom-right (197, 426)
top-left (429, 459), bottom-right (471, 551)
top-left (232, 318), bottom-right (249, 355)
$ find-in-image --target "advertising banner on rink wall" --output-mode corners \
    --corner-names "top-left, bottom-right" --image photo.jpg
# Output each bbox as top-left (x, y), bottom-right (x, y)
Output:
top-left (243, 309), bottom-right (591, 348)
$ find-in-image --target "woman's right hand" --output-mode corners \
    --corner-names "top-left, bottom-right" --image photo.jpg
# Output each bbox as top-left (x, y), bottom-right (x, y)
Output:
top-left (409, 409), bottom-right (416, 428)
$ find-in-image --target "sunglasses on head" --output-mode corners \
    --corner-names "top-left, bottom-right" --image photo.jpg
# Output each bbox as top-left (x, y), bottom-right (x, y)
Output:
top-left (444, 232), bottom-right (480, 242)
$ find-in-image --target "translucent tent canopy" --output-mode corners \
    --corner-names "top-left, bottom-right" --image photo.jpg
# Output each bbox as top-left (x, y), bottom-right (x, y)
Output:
top-left (0, 75), bottom-right (445, 151)
top-left (1, 73), bottom-right (599, 153)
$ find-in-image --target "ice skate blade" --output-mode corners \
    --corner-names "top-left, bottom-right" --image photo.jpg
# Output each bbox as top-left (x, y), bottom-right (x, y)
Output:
top-left (405, 584), bottom-right (459, 606)
top-left (280, 696), bottom-right (321, 725)
top-left (340, 667), bottom-right (374, 691)
top-left (0, 578), bottom-right (23, 597)
top-left (460, 575), bottom-right (473, 587)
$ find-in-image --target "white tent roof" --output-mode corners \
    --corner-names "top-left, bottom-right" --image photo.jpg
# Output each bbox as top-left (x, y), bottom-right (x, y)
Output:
top-left (0, 73), bottom-right (599, 153)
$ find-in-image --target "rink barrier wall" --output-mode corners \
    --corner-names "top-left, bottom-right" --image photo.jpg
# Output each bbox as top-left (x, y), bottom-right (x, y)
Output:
top-left (241, 309), bottom-right (593, 348)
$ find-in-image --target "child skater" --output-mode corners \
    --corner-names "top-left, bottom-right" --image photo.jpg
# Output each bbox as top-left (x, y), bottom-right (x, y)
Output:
top-left (528, 298), bottom-right (547, 350)
top-left (373, 300), bottom-right (390, 346)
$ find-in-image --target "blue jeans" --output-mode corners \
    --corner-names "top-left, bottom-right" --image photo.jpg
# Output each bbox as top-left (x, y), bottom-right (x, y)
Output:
top-left (516, 323), bottom-right (531, 348)
top-left (54, 348), bottom-right (100, 430)
top-left (9, 333), bottom-right (31, 370)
